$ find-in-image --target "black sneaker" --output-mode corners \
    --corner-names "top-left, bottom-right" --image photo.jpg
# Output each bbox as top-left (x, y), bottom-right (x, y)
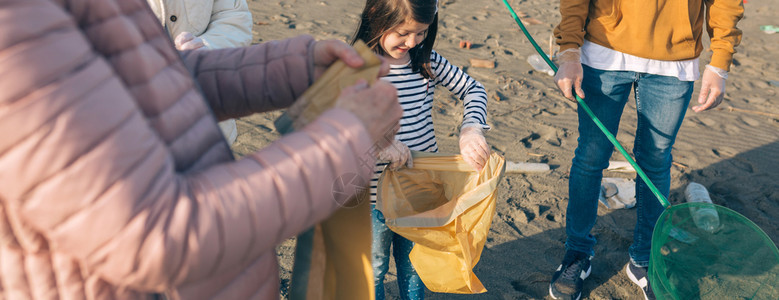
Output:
top-left (626, 263), bottom-right (656, 300)
top-left (549, 250), bottom-right (592, 300)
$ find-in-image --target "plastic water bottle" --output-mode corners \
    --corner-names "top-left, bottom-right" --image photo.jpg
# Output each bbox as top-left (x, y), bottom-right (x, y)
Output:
top-left (526, 54), bottom-right (555, 76)
top-left (684, 182), bottom-right (720, 233)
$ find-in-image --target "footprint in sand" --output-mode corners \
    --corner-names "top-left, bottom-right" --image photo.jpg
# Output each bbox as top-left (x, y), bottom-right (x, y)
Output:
top-left (545, 135), bottom-right (561, 147)
top-left (740, 116), bottom-right (762, 127)
top-left (534, 126), bottom-right (562, 147)
top-left (728, 159), bottom-right (755, 173)
top-left (272, 14), bottom-right (295, 24)
top-left (694, 116), bottom-right (719, 128)
top-left (520, 132), bottom-right (541, 148)
top-left (518, 207), bottom-right (535, 223)
top-left (722, 121), bottom-right (742, 135)
top-left (710, 146), bottom-right (738, 158)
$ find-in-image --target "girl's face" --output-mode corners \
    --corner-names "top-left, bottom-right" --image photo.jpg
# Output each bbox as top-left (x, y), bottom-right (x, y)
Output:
top-left (380, 19), bottom-right (430, 64)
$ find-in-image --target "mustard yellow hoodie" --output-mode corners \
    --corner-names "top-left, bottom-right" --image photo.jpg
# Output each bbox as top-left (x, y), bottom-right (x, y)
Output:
top-left (554, 0), bottom-right (744, 71)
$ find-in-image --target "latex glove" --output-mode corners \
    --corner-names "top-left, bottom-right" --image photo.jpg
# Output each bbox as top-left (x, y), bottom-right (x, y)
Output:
top-left (377, 140), bottom-right (413, 170)
top-left (174, 32), bottom-right (205, 51)
top-left (459, 126), bottom-right (490, 171)
top-left (311, 39), bottom-right (390, 81)
top-left (693, 65), bottom-right (728, 112)
top-left (554, 48), bottom-right (585, 102)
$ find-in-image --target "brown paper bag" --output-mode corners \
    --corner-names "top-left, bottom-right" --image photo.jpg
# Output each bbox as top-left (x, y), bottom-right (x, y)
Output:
top-left (284, 40), bottom-right (381, 300)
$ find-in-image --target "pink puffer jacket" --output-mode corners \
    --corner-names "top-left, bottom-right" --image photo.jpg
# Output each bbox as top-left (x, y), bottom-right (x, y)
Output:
top-left (0, 0), bottom-right (374, 299)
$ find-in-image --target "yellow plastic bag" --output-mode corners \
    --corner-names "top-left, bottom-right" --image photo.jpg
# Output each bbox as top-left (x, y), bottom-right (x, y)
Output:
top-left (282, 40), bottom-right (380, 300)
top-left (377, 151), bottom-right (505, 294)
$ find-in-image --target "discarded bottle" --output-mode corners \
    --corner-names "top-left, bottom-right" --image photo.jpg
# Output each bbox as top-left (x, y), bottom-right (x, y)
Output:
top-left (668, 226), bottom-right (699, 244)
top-left (526, 54), bottom-right (555, 76)
top-left (684, 182), bottom-right (720, 233)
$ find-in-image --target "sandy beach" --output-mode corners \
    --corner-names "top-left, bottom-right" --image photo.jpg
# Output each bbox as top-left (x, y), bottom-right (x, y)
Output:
top-left (232, 0), bottom-right (779, 298)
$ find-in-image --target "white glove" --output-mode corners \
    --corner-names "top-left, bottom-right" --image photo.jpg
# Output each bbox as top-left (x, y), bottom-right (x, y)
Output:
top-left (459, 126), bottom-right (490, 171)
top-left (693, 65), bottom-right (728, 112)
top-left (553, 48), bottom-right (584, 102)
top-left (174, 32), bottom-right (206, 51)
top-left (378, 140), bottom-right (413, 170)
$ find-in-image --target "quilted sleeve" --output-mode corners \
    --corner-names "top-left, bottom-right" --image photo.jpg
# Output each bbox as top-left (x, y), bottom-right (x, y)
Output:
top-left (180, 35), bottom-right (316, 121)
top-left (0, 0), bottom-right (374, 292)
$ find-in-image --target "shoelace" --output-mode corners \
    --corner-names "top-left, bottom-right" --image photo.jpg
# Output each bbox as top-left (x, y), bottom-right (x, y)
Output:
top-left (560, 259), bottom-right (585, 282)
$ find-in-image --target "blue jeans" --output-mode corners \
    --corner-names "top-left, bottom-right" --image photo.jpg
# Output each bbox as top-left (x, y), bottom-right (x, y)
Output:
top-left (565, 65), bottom-right (694, 267)
top-left (371, 205), bottom-right (424, 300)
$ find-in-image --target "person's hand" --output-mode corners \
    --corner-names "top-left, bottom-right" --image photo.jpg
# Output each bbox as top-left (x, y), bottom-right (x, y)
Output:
top-left (459, 126), bottom-right (490, 171)
top-left (378, 140), bottom-right (413, 170)
top-left (554, 48), bottom-right (584, 102)
top-left (312, 40), bottom-right (390, 80)
top-left (174, 32), bottom-right (206, 51)
top-left (693, 65), bottom-right (728, 112)
top-left (335, 79), bottom-right (401, 150)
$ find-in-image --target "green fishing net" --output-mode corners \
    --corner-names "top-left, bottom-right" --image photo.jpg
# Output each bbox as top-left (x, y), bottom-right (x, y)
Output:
top-left (650, 202), bottom-right (779, 300)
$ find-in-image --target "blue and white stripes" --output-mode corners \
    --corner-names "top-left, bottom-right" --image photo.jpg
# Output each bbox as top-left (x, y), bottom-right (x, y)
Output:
top-left (370, 50), bottom-right (489, 203)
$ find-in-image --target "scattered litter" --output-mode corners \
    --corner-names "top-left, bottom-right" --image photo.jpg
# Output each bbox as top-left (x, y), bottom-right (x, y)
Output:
top-left (667, 226), bottom-right (699, 244)
top-left (459, 40), bottom-right (472, 49)
top-left (725, 106), bottom-right (779, 118)
top-left (523, 17), bottom-right (544, 25)
top-left (526, 54), bottom-right (554, 76)
top-left (769, 80), bottom-right (779, 87)
top-left (492, 91), bottom-right (508, 102)
top-left (606, 161), bottom-right (635, 173)
top-left (469, 58), bottom-right (495, 68)
top-left (598, 177), bottom-right (635, 209)
top-left (505, 161), bottom-right (550, 173)
top-left (761, 25), bottom-right (779, 34)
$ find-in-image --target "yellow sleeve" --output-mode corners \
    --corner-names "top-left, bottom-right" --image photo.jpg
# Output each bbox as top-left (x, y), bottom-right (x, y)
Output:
top-left (706, 0), bottom-right (744, 71)
top-left (554, 0), bottom-right (591, 51)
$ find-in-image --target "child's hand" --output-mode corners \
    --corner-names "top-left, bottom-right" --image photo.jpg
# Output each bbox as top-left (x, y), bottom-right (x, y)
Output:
top-left (377, 140), bottom-right (413, 170)
top-left (459, 126), bottom-right (490, 171)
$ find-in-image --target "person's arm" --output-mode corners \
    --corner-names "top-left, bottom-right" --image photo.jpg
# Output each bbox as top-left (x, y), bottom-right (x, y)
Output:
top-left (197, 0), bottom-right (253, 49)
top-left (430, 51), bottom-right (489, 130)
top-left (553, 0), bottom-right (590, 52)
top-left (180, 35), bottom-right (317, 120)
top-left (431, 51), bottom-right (490, 170)
top-left (552, 0), bottom-right (589, 102)
top-left (693, 0), bottom-right (743, 112)
top-left (180, 36), bottom-right (373, 122)
top-left (0, 1), bottom-right (377, 293)
top-left (705, 0), bottom-right (744, 71)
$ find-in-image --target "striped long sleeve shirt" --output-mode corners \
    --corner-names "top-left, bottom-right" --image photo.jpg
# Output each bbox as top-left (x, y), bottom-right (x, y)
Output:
top-left (370, 50), bottom-right (490, 203)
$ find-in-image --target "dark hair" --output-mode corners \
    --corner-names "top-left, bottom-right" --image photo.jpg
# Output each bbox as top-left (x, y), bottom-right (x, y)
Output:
top-left (352, 0), bottom-right (438, 79)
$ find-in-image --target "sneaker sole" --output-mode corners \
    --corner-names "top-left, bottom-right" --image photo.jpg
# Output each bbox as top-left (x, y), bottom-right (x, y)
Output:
top-left (625, 264), bottom-right (649, 300)
top-left (549, 284), bottom-right (582, 300)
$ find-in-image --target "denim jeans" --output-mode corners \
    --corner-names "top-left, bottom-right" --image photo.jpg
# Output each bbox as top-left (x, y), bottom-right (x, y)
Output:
top-left (565, 65), bottom-right (694, 267)
top-left (371, 205), bottom-right (424, 300)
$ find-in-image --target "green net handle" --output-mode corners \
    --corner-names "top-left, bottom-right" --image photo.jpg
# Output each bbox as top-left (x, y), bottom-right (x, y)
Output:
top-left (499, 0), bottom-right (671, 208)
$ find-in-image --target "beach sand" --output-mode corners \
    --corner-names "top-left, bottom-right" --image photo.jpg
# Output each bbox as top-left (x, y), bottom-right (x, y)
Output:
top-left (233, 0), bottom-right (779, 298)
